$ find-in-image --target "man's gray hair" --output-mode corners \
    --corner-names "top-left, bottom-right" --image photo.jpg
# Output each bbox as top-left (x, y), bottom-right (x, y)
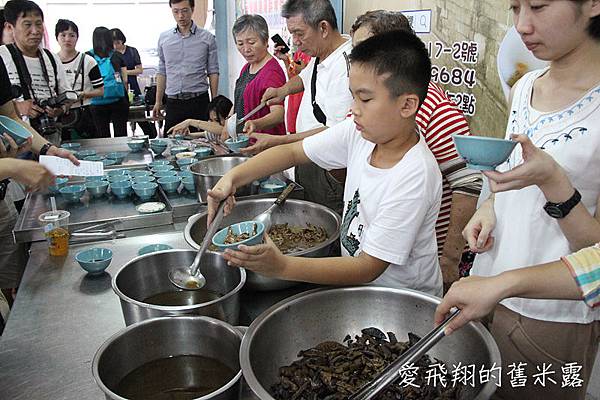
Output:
top-left (232, 14), bottom-right (269, 44)
top-left (282, 0), bottom-right (338, 31)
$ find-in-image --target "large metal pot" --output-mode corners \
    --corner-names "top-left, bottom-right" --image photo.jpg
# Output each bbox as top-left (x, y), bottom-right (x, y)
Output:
top-left (190, 155), bottom-right (251, 202)
top-left (93, 316), bottom-right (243, 400)
top-left (240, 287), bottom-right (501, 400)
top-left (112, 250), bottom-right (245, 325)
top-left (184, 198), bottom-right (342, 291)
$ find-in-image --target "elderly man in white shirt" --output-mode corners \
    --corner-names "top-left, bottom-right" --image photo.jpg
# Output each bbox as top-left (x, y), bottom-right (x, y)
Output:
top-left (260, 0), bottom-right (352, 216)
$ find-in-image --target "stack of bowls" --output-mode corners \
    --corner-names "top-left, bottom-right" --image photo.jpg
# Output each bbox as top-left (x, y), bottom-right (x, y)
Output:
top-left (102, 159), bottom-right (117, 167)
top-left (194, 146), bottom-right (212, 159)
top-left (148, 160), bottom-right (170, 169)
top-left (181, 176), bottom-right (196, 193)
top-left (59, 184), bottom-right (86, 202)
top-left (150, 164), bottom-right (174, 173)
top-left (84, 155), bottom-right (105, 162)
top-left (132, 175), bottom-right (155, 184)
top-left (85, 180), bottom-right (109, 198)
top-left (127, 140), bottom-right (145, 152)
top-left (170, 145), bottom-right (188, 157)
top-left (110, 180), bottom-right (133, 199)
top-left (105, 152), bottom-right (127, 165)
top-left (157, 176), bottom-right (181, 193)
top-left (150, 139), bottom-right (169, 156)
top-left (48, 177), bottom-right (69, 194)
top-left (176, 157), bottom-right (196, 169)
top-left (132, 182), bottom-right (158, 201)
top-left (154, 170), bottom-right (177, 179)
top-left (75, 149), bottom-right (96, 159)
top-left (129, 170), bottom-right (152, 179)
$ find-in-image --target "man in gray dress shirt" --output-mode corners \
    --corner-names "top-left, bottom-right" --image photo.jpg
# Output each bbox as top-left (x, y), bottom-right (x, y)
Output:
top-left (152, 0), bottom-right (219, 133)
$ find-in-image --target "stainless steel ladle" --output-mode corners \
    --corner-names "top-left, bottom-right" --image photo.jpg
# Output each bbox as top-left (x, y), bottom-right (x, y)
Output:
top-left (253, 182), bottom-right (296, 232)
top-left (168, 201), bottom-right (226, 290)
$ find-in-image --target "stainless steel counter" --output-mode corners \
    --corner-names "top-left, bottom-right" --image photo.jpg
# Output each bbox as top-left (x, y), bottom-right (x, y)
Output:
top-left (0, 228), bottom-right (314, 399)
top-left (13, 188), bottom-right (173, 243)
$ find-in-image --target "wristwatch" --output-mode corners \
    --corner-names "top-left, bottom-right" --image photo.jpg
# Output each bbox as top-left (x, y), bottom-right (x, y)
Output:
top-left (543, 189), bottom-right (581, 219)
top-left (39, 142), bottom-right (54, 156)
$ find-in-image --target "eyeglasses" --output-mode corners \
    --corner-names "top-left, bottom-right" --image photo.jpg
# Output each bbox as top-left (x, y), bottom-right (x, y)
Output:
top-left (172, 8), bottom-right (192, 15)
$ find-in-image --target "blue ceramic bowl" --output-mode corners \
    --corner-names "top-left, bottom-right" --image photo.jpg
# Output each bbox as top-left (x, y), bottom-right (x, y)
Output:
top-left (170, 146), bottom-right (188, 156)
top-left (85, 181), bottom-right (109, 198)
top-left (132, 175), bottom-right (156, 184)
top-left (75, 247), bottom-right (112, 275)
top-left (178, 170), bottom-right (193, 179)
top-left (212, 221), bottom-right (264, 251)
top-left (84, 155), bottom-right (105, 162)
top-left (132, 181), bottom-right (158, 201)
top-left (105, 151), bottom-right (127, 164)
top-left (157, 176), bottom-right (181, 193)
top-left (148, 160), bottom-right (170, 168)
top-left (452, 135), bottom-right (518, 171)
top-left (60, 142), bottom-right (81, 151)
top-left (106, 175), bottom-right (130, 184)
top-left (224, 135), bottom-right (250, 152)
top-left (259, 178), bottom-right (287, 193)
top-left (48, 177), bottom-right (69, 193)
top-left (75, 149), bottom-right (96, 159)
top-left (151, 164), bottom-right (175, 173)
top-left (85, 175), bottom-right (107, 183)
top-left (176, 157), bottom-right (196, 168)
top-left (102, 159), bottom-right (117, 167)
top-left (154, 170), bottom-right (177, 179)
top-left (137, 244), bottom-right (173, 256)
top-left (0, 115), bottom-right (33, 146)
top-left (151, 139), bottom-right (170, 147)
top-left (127, 140), bottom-right (145, 152)
top-left (59, 184), bottom-right (86, 202)
top-left (129, 170), bottom-right (152, 178)
top-left (109, 181), bottom-right (133, 199)
top-left (181, 176), bottom-right (196, 193)
top-left (106, 169), bottom-right (131, 178)
top-left (194, 146), bottom-right (212, 159)
top-left (150, 145), bottom-right (167, 156)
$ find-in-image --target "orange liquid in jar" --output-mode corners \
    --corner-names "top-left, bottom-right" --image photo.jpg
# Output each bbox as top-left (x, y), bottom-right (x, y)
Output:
top-left (47, 227), bottom-right (69, 256)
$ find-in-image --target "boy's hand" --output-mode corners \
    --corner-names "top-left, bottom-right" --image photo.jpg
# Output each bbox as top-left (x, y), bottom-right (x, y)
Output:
top-left (206, 178), bottom-right (236, 226)
top-left (223, 234), bottom-right (287, 277)
top-left (462, 200), bottom-right (496, 253)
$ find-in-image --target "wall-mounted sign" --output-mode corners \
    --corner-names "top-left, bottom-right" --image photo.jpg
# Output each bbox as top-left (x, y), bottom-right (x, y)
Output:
top-left (403, 9), bottom-right (432, 34)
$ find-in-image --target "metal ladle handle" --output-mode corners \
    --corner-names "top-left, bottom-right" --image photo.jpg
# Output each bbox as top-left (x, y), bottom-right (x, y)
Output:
top-left (189, 201), bottom-right (226, 277)
top-left (348, 309), bottom-right (461, 400)
top-left (275, 182), bottom-right (296, 206)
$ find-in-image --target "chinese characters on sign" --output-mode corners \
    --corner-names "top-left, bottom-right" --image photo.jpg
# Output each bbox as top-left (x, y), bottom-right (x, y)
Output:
top-left (395, 362), bottom-right (584, 389)
top-left (426, 40), bottom-right (479, 117)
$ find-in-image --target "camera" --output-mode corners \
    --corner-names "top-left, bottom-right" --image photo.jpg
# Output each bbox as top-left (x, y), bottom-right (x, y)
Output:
top-left (33, 91), bottom-right (78, 136)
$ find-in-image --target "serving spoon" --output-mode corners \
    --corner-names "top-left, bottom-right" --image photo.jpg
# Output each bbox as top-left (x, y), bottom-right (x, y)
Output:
top-left (253, 182), bottom-right (296, 232)
top-left (348, 309), bottom-right (461, 400)
top-left (168, 201), bottom-right (226, 290)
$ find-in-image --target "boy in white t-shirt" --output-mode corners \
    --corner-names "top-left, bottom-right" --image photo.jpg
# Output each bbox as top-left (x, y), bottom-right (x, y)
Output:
top-left (208, 30), bottom-right (443, 296)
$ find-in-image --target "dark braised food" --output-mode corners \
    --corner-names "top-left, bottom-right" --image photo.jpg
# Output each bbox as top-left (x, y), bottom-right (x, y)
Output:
top-left (271, 327), bottom-right (458, 400)
top-left (269, 223), bottom-right (328, 254)
top-left (223, 223), bottom-right (258, 244)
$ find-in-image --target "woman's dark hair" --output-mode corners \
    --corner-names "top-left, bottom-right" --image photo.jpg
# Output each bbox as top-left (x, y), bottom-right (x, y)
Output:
top-left (350, 30), bottom-right (431, 106)
top-left (111, 28), bottom-right (126, 43)
top-left (4, 0), bottom-right (43, 26)
top-left (92, 26), bottom-right (113, 58)
top-left (208, 95), bottom-right (233, 124)
top-left (572, 0), bottom-right (600, 40)
top-left (55, 19), bottom-right (78, 39)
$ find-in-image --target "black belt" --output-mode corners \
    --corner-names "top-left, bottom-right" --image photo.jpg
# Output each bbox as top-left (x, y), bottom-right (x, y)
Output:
top-left (166, 91), bottom-right (206, 101)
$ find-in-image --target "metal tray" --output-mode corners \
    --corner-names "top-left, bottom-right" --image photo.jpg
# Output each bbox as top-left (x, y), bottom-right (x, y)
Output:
top-left (13, 174), bottom-right (173, 243)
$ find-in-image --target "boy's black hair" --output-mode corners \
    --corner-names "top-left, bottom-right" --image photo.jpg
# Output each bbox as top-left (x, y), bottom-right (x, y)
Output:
top-left (169, 0), bottom-right (194, 8)
top-left (350, 30), bottom-right (431, 105)
top-left (92, 26), bottom-right (113, 58)
top-left (4, 0), bottom-right (44, 26)
top-left (208, 95), bottom-right (233, 124)
top-left (111, 28), bottom-right (126, 43)
top-left (55, 19), bottom-right (78, 40)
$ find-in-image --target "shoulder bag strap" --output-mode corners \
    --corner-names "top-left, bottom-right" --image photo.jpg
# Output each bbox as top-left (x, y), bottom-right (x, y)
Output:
top-left (6, 44), bottom-right (33, 100)
top-left (310, 57), bottom-right (327, 126)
